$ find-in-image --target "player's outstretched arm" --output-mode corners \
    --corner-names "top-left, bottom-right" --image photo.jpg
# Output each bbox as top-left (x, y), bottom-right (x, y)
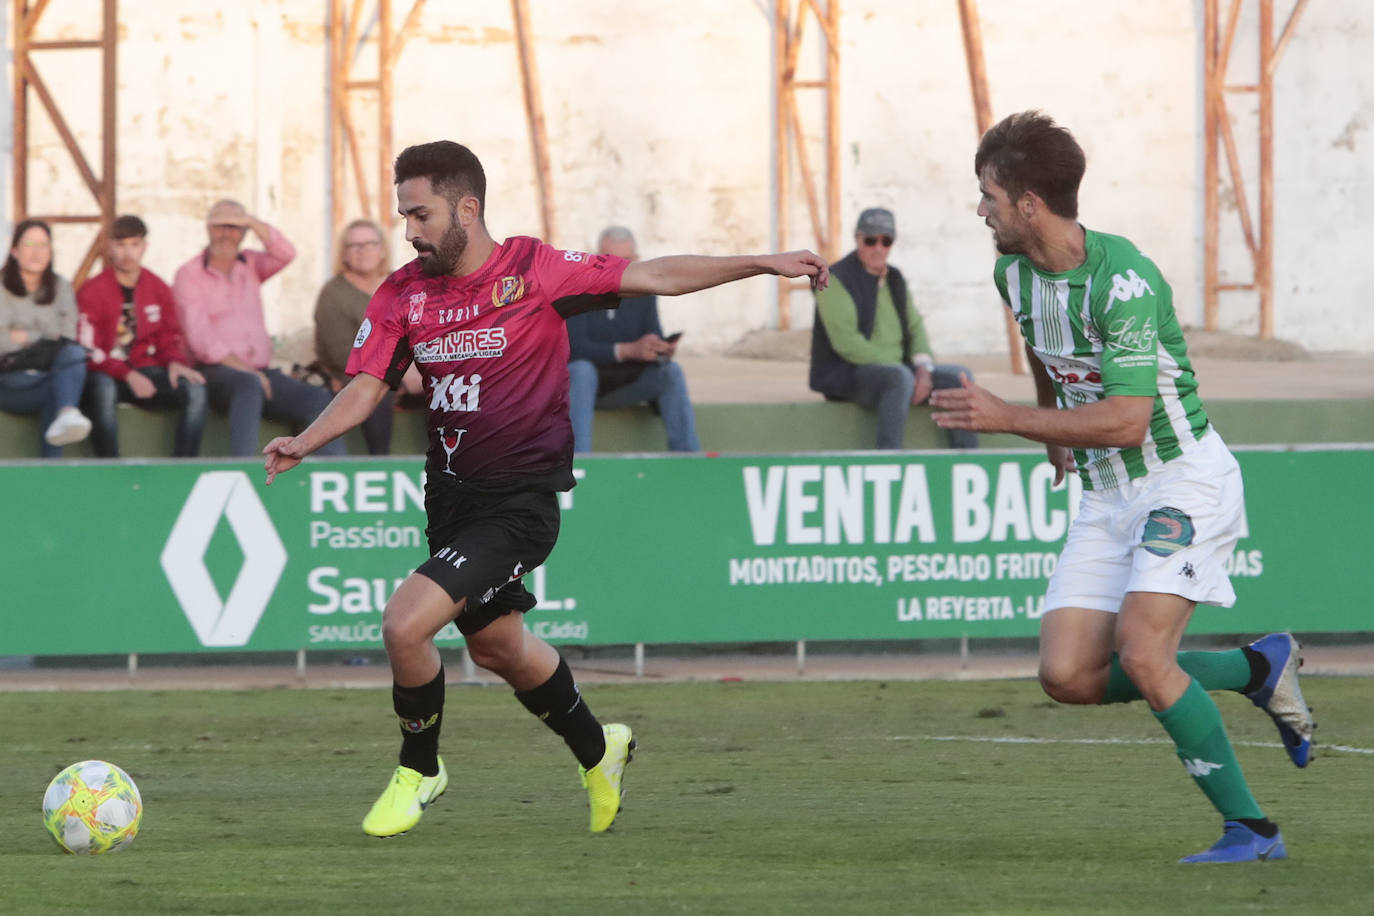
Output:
top-left (929, 374), bottom-right (1152, 450)
top-left (263, 373), bottom-right (389, 485)
top-left (619, 250), bottom-right (829, 297)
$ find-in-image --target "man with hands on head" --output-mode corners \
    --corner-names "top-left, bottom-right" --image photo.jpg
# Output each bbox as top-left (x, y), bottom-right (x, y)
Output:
top-left (174, 199), bottom-right (343, 457)
top-left (263, 140), bottom-right (826, 841)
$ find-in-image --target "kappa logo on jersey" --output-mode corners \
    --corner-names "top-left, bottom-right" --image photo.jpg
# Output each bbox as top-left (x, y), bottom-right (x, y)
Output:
top-left (408, 291), bottom-right (427, 324)
top-left (491, 275), bottom-right (525, 307)
top-left (1182, 757), bottom-right (1224, 778)
top-left (1105, 269), bottom-right (1155, 311)
top-left (412, 327), bottom-right (508, 363)
top-left (353, 318), bottom-right (372, 348)
top-left (430, 374), bottom-right (482, 412)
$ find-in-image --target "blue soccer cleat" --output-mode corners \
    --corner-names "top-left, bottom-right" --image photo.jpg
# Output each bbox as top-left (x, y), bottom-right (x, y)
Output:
top-left (1244, 633), bottom-right (1316, 767)
top-left (1180, 821), bottom-right (1287, 864)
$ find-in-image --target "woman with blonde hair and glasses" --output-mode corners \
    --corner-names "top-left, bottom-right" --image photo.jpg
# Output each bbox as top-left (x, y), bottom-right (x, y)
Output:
top-left (314, 218), bottom-right (419, 454)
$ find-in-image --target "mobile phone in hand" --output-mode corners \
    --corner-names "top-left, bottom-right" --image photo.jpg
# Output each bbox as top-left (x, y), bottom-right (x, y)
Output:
top-left (664, 332), bottom-right (683, 344)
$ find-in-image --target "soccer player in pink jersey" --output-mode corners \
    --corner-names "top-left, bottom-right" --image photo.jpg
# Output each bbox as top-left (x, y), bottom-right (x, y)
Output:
top-left (263, 140), bottom-right (827, 838)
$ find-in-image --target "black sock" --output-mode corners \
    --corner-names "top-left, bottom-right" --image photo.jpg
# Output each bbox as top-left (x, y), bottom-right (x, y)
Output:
top-left (1241, 647), bottom-right (1270, 695)
top-left (393, 666), bottom-right (445, 777)
top-left (514, 657), bottom-right (606, 769)
top-left (1238, 817), bottom-right (1279, 838)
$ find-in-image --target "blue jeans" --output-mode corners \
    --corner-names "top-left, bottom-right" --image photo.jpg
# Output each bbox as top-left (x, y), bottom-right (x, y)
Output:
top-left (84, 367), bottom-right (209, 458)
top-left (850, 363), bottom-right (979, 450)
top-left (0, 342), bottom-right (88, 458)
top-left (568, 359), bottom-right (700, 453)
top-left (199, 364), bottom-right (346, 457)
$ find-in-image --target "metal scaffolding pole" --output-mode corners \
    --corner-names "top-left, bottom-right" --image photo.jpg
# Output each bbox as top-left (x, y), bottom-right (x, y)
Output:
top-left (11, 0), bottom-right (118, 286)
top-left (1204, 0), bottom-right (1308, 339)
top-left (772, 0), bottom-right (840, 330)
top-left (328, 0), bottom-right (427, 243)
top-left (957, 0), bottom-right (1025, 375)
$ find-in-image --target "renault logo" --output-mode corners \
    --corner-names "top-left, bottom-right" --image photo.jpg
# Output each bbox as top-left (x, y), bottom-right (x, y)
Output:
top-left (161, 471), bottom-right (287, 647)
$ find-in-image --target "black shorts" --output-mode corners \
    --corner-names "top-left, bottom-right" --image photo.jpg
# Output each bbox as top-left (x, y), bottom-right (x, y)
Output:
top-left (415, 479), bottom-right (561, 636)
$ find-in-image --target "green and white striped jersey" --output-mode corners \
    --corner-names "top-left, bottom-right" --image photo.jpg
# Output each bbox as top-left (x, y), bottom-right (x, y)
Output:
top-left (992, 229), bottom-right (1209, 491)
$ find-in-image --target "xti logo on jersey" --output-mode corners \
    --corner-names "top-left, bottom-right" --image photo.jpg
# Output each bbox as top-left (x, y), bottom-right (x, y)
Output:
top-left (429, 374), bottom-right (481, 412)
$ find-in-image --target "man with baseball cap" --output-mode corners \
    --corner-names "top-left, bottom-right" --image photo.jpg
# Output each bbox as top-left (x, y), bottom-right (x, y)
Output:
top-left (809, 207), bottom-right (976, 449)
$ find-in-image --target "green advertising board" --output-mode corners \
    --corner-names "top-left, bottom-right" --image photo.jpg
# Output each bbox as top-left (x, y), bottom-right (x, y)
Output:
top-left (1, 446), bottom-right (1369, 656)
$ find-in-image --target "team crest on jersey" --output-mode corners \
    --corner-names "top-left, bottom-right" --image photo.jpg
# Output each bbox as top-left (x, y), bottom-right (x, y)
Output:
top-left (407, 291), bottom-right (427, 324)
top-left (491, 275), bottom-right (525, 307)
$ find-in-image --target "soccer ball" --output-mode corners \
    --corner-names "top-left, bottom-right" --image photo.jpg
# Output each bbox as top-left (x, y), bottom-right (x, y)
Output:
top-left (41, 760), bottom-right (143, 854)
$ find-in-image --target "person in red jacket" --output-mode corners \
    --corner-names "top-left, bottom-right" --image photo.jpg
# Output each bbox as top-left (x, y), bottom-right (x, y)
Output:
top-left (78, 215), bottom-right (207, 457)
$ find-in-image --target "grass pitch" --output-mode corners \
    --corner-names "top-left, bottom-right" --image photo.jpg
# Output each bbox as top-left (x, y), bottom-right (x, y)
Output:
top-left (1, 676), bottom-right (1371, 915)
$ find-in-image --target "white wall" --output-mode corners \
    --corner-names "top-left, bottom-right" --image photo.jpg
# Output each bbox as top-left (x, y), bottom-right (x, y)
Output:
top-left (7, 1), bottom-right (1370, 355)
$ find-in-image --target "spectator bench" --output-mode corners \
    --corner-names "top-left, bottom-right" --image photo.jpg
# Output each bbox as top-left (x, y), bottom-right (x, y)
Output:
top-left (1, 398), bottom-right (1371, 459)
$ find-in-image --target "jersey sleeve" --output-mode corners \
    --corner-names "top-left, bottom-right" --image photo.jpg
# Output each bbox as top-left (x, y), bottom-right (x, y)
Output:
top-left (992, 255), bottom-right (1016, 308)
top-left (1093, 258), bottom-right (1167, 397)
top-left (344, 275), bottom-right (413, 388)
top-left (531, 242), bottom-right (630, 319)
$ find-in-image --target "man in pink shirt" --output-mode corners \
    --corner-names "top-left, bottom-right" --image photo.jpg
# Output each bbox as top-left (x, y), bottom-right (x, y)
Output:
top-left (173, 199), bottom-right (343, 456)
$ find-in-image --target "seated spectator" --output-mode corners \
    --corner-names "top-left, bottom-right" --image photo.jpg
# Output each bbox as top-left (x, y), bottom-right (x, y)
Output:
top-left (173, 200), bottom-right (343, 457)
top-left (810, 207), bottom-right (978, 450)
top-left (0, 219), bottom-right (91, 456)
top-left (566, 226), bottom-right (700, 453)
top-left (313, 219), bottom-right (420, 455)
top-left (78, 215), bottom-right (208, 457)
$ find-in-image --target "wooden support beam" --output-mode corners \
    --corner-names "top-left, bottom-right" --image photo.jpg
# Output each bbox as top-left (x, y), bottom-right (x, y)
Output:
top-left (958, 0), bottom-right (1024, 374)
top-left (378, 0), bottom-right (393, 230)
top-left (512, 0), bottom-right (557, 243)
top-left (1204, 0), bottom-right (1219, 328)
top-left (1258, 0), bottom-right (1274, 338)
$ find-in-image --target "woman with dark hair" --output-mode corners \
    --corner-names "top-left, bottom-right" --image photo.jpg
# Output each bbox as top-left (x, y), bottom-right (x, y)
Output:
top-left (0, 219), bottom-right (92, 455)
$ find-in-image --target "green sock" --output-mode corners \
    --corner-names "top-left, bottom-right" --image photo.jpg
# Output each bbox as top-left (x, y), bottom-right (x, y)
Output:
top-left (1153, 678), bottom-right (1264, 821)
top-left (1102, 650), bottom-right (1252, 704)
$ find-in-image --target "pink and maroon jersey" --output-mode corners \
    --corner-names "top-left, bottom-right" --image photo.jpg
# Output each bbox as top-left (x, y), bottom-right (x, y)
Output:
top-left (346, 236), bottom-right (628, 491)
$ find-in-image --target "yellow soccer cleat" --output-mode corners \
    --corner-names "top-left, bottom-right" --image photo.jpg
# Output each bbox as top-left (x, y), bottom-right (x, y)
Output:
top-left (362, 756), bottom-right (449, 837)
top-left (579, 724), bottom-right (636, 833)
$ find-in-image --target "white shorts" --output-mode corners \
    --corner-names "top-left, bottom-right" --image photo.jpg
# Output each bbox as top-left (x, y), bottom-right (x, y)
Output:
top-left (1044, 429), bottom-right (1248, 613)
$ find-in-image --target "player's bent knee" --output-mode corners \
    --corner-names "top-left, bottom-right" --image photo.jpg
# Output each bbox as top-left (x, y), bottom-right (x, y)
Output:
top-left (1116, 646), bottom-right (1173, 695)
top-left (380, 606), bottom-right (439, 653)
top-left (464, 632), bottom-right (520, 674)
top-left (1038, 666), bottom-right (1100, 705)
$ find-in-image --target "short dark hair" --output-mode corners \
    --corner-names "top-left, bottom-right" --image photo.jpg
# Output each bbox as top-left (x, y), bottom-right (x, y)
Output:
top-left (110, 214), bottom-right (147, 240)
top-left (393, 141), bottom-right (487, 218)
top-left (3, 218), bottom-right (56, 304)
top-left (974, 111), bottom-right (1086, 219)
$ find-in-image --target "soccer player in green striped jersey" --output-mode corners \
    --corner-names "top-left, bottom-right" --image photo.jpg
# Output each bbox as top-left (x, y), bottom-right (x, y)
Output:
top-left (931, 111), bottom-right (1314, 864)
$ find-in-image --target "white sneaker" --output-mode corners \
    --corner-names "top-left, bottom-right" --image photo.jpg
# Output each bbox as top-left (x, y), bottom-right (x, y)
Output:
top-left (44, 408), bottom-right (92, 447)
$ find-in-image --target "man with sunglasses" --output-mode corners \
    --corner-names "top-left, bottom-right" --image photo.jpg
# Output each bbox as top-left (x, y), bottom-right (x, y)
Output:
top-left (809, 207), bottom-right (976, 449)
